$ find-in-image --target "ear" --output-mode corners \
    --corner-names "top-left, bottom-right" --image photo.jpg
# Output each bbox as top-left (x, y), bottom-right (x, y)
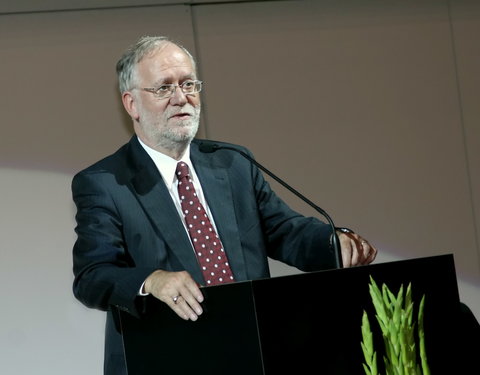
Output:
top-left (122, 91), bottom-right (140, 121)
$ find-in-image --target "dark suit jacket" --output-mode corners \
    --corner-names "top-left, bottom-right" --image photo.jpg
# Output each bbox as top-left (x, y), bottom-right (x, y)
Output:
top-left (72, 136), bottom-right (335, 374)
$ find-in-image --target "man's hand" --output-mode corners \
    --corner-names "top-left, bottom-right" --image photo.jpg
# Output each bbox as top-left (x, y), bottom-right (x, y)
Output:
top-left (337, 231), bottom-right (377, 267)
top-left (144, 270), bottom-right (204, 321)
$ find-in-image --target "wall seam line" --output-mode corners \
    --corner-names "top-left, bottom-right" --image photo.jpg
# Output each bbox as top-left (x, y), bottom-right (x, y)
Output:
top-left (446, 0), bottom-right (480, 269)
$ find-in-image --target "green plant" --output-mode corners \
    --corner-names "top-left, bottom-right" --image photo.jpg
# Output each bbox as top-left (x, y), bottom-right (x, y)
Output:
top-left (361, 276), bottom-right (430, 375)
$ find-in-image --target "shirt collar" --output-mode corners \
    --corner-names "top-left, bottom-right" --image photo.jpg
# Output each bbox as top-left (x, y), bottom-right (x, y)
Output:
top-left (137, 137), bottom-right (194, 185)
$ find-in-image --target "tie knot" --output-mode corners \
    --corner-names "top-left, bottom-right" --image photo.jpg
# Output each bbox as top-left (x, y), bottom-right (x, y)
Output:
top-left (176, 162), bottom-right (190, 179)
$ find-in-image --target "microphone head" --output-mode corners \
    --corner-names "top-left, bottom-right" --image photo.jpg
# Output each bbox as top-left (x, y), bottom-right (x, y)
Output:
top-left (198, 141), bottom-right (220, 153)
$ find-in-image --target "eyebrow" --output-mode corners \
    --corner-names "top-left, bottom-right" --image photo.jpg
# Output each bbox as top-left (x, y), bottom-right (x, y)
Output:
top-left (152, 74), bottom-right (197, 86)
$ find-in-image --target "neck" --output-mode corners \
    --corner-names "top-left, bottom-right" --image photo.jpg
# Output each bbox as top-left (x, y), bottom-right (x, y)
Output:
top-left (138, 135), bottom-right (190, 160)
top-left (158, 142), bottom-right (189, 160)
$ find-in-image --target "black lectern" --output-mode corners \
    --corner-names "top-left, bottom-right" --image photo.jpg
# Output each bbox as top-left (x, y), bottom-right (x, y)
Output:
top-left (120, 254), bottom-right (462, 374)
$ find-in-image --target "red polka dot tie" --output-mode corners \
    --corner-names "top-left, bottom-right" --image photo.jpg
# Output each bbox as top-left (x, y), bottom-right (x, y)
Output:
top-left (176, 162), bottom-right (235, 286)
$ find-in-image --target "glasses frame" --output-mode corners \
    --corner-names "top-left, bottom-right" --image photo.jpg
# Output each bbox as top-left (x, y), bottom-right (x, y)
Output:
top-left (140, 80), bottom-right (203, 99)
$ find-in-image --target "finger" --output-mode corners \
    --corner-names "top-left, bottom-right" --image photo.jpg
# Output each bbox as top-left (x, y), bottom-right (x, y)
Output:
top-left (350, 237), bottom-right (361, 265)
top-left (341, 232), bottom-right (362, 266)
top-left (177, 284), bottom-right (204, 317)
top-left (358, 239), bottom-right (378, 265)
top-left (163, 294), bottom-right (190, 320)
top-left (338, 233), bottom-right (353, 267)
top-left (364, 244), bottom-right (378, 264)
top-left (356, 237), bottom-right (374, 264)
top-left (183, 278), bottom-right (204, 303)
top-left (171, 295), bottom-right (201, 321)
top-left (358, 239), bottom-right (369, 264)
top-left (170, 275), bottom-right (204, 320)
top-left (345, 233), bottom-right (370, 265)
top-left (146, 270), bottom-right (203, 321)
top-left (165, 292), bottom-right (201, 321)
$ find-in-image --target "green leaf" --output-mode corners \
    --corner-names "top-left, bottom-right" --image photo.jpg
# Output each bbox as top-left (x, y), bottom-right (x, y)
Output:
top-left (362, 363), bottom-right (372, 375)
top-left (364, 278), bottom-right (430, 375)
top-left (418, 295), bottom-right (430, 375)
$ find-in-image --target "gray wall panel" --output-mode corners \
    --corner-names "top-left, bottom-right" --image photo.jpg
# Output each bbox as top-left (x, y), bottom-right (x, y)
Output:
top-left (193, 0), bottom-right (480, 317)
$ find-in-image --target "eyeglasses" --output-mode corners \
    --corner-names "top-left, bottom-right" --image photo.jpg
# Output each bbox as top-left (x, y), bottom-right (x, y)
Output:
top-left (140, 80), bottom-right (203, 99)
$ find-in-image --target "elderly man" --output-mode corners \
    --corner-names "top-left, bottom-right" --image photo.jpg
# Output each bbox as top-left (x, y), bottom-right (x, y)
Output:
top-left (72, 36), bottom-right (377, 375)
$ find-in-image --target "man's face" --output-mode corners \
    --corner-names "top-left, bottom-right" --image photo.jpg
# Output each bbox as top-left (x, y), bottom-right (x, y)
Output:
top-left (125, 43), bottom-right (201, 151)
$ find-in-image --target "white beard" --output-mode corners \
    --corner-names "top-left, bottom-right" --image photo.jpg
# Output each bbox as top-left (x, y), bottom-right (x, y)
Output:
top-left (138, 102), bottom-right (201, 151)
top-left (160, 103), bottom-right (200, 143)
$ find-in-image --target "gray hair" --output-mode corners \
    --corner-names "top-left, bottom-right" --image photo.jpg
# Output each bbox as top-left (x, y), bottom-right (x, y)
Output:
top-left (115, 36), bottom-right (197, 93)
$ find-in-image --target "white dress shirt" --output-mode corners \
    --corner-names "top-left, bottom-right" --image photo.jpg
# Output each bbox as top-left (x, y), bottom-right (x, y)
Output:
top-left (138, 138), bottom-right (218, 231)
top-left (137, 138), bottom-right (220, 294)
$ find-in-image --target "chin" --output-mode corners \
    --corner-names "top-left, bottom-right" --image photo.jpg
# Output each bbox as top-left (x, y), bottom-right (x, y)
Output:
top-left (165, 129), bottom-right (197, 144)
top-left (178, 123), bottom-right (199, 140)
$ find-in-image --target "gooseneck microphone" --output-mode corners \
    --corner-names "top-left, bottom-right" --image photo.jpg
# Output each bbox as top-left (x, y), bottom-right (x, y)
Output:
top-left (198, 140), bottom-right (343, 269)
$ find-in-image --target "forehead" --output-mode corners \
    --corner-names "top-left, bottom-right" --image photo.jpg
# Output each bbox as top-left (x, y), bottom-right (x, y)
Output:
top-left (136, 43), bottom-right (195, 83)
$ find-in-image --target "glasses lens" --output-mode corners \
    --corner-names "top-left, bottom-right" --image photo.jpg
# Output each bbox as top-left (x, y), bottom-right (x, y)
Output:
top-left (147, 81), bottom-right (202, 99)
top-left (181, 80), bottom-right (202, 94)
top-left (155, 85), bottom-right (174, 99)
top-left (193, 81), bottom-right (202, 93)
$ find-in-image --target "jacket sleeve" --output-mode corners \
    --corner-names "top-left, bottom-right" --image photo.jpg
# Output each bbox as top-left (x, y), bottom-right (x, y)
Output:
top-left (71, 170), bottom-right (156, 317)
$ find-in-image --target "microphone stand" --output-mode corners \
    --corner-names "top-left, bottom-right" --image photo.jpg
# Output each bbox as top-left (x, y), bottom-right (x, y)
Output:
top-left (198, 142), bottom-right (343, 269)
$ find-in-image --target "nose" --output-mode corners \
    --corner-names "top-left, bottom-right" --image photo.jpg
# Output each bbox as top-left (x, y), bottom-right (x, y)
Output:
top-left (169, 85), bottom-right (188, 106)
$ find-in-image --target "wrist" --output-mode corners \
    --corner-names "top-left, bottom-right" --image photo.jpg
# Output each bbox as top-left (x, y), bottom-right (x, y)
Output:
top-left (335, 227), bottom-right (355, 234)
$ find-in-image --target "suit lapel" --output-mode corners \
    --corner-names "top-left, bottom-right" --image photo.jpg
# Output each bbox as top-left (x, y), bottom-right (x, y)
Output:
top-left (191, 144), bottom-right (248, 281)
top-left (127, 137), bottom-right (205, 283)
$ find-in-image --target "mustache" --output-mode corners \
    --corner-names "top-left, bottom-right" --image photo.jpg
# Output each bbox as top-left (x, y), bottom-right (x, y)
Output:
top-left (166, 104), bottom-right (200, 119)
